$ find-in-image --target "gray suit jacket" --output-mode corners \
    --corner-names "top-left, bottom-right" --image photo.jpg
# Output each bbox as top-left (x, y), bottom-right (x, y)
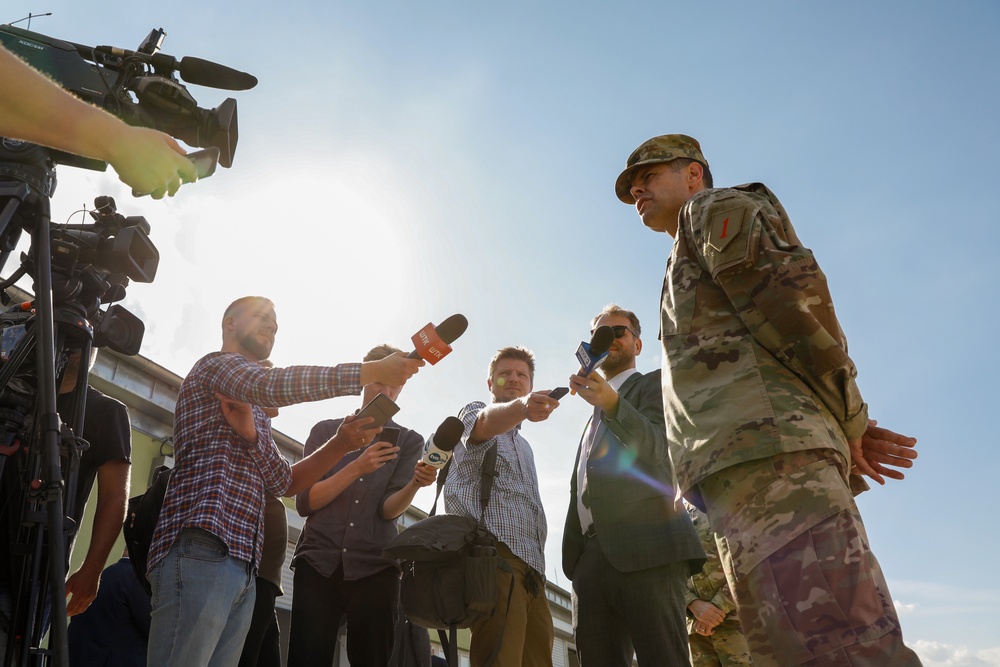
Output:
top-left (562, 369), bottom-right (705, 578)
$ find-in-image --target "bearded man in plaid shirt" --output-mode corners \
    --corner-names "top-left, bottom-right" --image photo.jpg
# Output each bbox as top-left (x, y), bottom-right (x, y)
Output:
top-left (146, 296), bottom-right (423, 667)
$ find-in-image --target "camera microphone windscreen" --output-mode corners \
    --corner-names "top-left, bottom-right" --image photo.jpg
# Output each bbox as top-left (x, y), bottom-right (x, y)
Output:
top-left (94, 46), bottom-right (257, 91)
top-left (576, 325), bottom-right (615, 377)
top-left (408, 314), bottom-right (469, 364)
top-left (178, 57), bottom-right (258, 91)
top-left (421, 416), bottom-right (465, 468)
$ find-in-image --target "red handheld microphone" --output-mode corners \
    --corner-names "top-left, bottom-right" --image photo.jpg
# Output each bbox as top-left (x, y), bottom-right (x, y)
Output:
top-left (408, 314), bottom-right (468, 365)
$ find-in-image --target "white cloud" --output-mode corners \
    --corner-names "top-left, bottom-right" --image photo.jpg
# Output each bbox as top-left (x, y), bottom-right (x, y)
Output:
top-left (889, 579), bottom-right (998, 615)
top-left (912, 641), bottom-right (1000, 667)
top-left (895, 599), bottom-right (918, 614)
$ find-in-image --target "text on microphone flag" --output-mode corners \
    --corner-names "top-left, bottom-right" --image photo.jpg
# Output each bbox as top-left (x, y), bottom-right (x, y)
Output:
top-left (411, 324), bottom-right (453, 365)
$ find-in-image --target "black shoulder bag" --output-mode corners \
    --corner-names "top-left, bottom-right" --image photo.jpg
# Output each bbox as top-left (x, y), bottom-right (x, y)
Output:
top-left (384, 443), bottom-right (513, 667)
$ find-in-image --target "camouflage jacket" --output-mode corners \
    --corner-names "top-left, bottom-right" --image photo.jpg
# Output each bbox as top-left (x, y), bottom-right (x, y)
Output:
top-left (659, 183), bottom-right (868, 497)
top-left (684, 502), bottom-right (736, 633)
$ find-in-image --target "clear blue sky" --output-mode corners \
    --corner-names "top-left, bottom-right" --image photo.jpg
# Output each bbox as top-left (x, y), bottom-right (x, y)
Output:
top-left (6, 2), bottom-right (999, 663)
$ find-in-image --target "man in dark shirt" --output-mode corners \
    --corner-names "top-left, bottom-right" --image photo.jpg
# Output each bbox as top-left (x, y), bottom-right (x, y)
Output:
top-left (67, 553), bottom-right (151, 667)
top-left (0, 350), bottom-right (131, 658)
top-left (288, 344), bottom-right (436, 667)
top-left (59, 353), bottom-right (132, 617)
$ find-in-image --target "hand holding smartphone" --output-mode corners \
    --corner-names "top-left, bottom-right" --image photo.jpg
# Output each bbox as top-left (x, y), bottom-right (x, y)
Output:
top-left (375, 426), bottom-right (400, 446)
top-left (355, 393), bottom-right (400, 429)
top-left (547, 387), bottom-right (569, 401)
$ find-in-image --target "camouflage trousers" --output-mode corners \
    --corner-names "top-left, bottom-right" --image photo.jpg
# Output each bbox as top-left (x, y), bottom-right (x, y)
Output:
top-left (689, 617), bottom-right (754, 666)
top-left (698, 449), bottom-right (922, 667)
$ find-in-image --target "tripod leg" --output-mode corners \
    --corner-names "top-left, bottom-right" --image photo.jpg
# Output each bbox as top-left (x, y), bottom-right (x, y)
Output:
top-left (29, 196), bottom-right (69, 667)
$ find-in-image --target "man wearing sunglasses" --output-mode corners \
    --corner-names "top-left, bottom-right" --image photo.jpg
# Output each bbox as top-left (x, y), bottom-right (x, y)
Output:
top-left (616, 134), bottom-right (921, 666)
top-left (564, 305), bottom-right (705, 667)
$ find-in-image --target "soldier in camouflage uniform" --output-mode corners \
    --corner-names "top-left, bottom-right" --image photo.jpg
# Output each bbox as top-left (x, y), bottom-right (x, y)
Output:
top-left (616, 134), bottom-right (922, 667)
top-left (684, 502), bottom-right (753, 667)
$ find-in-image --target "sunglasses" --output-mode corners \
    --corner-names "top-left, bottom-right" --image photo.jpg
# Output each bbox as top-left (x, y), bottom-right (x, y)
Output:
top-left (590, 325), bottom-right (637, 339)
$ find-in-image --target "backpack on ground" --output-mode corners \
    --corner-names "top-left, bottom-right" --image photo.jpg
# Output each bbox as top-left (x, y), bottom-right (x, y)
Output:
top-left (384, 443), bottom-right (512, 667)
top-left (121, 465), bottom-right (172, 595)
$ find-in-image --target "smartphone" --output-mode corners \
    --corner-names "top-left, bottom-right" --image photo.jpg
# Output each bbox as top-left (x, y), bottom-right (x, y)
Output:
top-left (355, 393), bottom-right (400, 429)
top-left (375, 426), bottom-right (400, 446)
top-left (187, 147), bottom-right (220, 179)
top-left (548, 387), bottom-right (569, 400)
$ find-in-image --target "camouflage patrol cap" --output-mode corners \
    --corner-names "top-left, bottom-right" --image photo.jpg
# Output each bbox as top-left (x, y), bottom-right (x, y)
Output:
top-left (615, 134), bottom-right (708, 204)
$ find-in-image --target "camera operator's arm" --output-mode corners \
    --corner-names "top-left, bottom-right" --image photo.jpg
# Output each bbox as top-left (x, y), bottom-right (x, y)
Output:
top-left (0, 45), bottom-right (196, 198)
top-left (65, 459), bottom-right (129, 616)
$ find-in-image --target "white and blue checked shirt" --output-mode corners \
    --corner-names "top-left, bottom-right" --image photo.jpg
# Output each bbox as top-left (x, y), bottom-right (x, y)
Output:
top-left (443, 401), bottom-right (547, 574)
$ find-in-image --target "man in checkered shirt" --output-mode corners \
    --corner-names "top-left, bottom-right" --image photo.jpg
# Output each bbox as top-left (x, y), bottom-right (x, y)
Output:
top-left (444, 346), bottom-right (563, 667)
top-left (146, 296), bottom-right (423, 667)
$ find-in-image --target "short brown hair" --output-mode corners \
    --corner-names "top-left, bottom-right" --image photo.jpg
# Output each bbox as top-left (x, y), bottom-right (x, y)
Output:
top-left (488, 346), bottom-right (535, 381)
top-left (363, 344), bottom-right (403, 363)
top-left (668, 157), bottom-right (713, 189)
top-left (591, 304), bottom-right (641, 338)
top-left (222, 296), bottom-right (274, 327)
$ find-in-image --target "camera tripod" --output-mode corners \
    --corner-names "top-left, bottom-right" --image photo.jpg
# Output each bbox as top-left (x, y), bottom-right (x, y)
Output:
top-left (0, 156), bottom-right (113, 667)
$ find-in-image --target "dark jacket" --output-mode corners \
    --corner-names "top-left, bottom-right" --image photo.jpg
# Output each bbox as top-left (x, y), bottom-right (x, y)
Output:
top-left (562, 369), bottom-right (705, 577)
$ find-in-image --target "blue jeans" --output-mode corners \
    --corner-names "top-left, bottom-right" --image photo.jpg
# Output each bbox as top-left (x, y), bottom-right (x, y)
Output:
top-left (147, 528), bottom-right (256, 667)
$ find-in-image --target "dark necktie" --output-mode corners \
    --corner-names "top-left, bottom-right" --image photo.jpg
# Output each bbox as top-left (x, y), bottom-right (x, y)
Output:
top-left (580, 405), bottom-right (603, 509)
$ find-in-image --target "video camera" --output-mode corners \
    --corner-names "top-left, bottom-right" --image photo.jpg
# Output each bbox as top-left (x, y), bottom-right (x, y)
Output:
top-left (0, 23), bottom-right (257, 354)
top-left (15, 194), bottom-right (155, 355)
top-left (0, 22), bottom-right (256, 176)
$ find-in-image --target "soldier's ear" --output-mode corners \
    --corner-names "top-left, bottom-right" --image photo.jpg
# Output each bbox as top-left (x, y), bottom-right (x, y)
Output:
top-left (687, 162), bottom-right (704, 189)
top-left (635, 337), bottom-right (643, 356)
